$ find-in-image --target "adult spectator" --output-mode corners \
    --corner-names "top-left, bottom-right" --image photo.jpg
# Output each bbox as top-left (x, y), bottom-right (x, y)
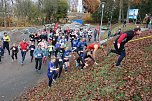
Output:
top-left (94, 29), bottom-right (98, 42)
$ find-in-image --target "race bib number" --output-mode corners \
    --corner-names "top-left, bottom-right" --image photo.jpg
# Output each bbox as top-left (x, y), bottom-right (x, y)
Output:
top-left (37, 53), bottom-right (41, 56)
top-left (59, 59), bottom-right (62, 61)
top-left (13, 48), bottom-right (16, 50)
top-left (31, 48), bottom-right (34, 50)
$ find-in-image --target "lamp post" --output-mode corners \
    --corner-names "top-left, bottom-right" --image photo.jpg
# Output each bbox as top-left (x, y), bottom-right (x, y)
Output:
top-left (99, 0), bottom-right (105, 42)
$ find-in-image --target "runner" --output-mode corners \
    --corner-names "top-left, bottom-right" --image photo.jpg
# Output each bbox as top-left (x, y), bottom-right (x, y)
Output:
top-left (29, 33), bottom-right (35, 44)
top-left (47, 56), bottom-right (59, 87)
top-left (20, 39), bottom-right (29, 65)
top-left (0, 44), bottom-right (3, 63)
top-left (86, 42), bottom-right (107, 63)
top-left (107, 26), bottom-right (142, 68)
top-left (48, 42), bottom-right (54, 58)
top-left (63, 47), bottom-right (72, 73)
top-left (3, 32), bottom-right (10, 55)
top-left (33, 44), bottom-right (43, 73)
top-left (29, 42), bottom-right (35, 62)
top-left (10, 43), bottom-right (19, 62)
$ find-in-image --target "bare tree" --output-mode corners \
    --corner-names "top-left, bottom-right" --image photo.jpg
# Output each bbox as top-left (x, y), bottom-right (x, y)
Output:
top-left (118, 0), bottom-right (123, 23)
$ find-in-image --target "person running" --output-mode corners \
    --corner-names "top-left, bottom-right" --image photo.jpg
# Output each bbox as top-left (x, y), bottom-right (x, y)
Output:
top-left (86, 42), bottom-right (107, 63)
top-left (3, 32), bottom-right (10, 55)
top-left (47, 56), bottom-right (59, 87)
top-left (72, 37), bottom-right (79, 52)
top-left (48, 42), bottom-right (54, 58)
top-left (33, 44), bottom-right (43, 73)
top-left (29, 33), bottom-right (35, 44)
top-left (42, 46), bottom-right (49, 64)
top-left (29, 42), bottom-right (35, 62)
top-left (10, 43), bottom-right (19, 62)
top-left (20, 39), bottom-right (29, 65)
top-left (63, 47), bottom-right (72, 73)
top-left (0, 44), bottom-right (3, 63)
top-left (107, 26), bottom-right (142, 68)
top-left (76, 38), bottom-right (87, 70)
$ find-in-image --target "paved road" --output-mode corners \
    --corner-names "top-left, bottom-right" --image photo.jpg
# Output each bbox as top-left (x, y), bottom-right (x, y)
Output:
top-left (0, 51), bottom-right (48, 101)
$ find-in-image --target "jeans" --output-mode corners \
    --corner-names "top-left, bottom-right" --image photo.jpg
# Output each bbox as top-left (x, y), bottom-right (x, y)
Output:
top-left (111, 42), bottom-right (126, 66)
top-left (48, 70), bottom-right (58, 87)
top-left (35, 58), bottom-right (42, 70)
top-left (21, 51), bottom-right (26, 63)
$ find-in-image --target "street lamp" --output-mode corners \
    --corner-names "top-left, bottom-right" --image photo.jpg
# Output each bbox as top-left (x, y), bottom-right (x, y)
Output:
top-left (99, 0), bottom-right (106, 42)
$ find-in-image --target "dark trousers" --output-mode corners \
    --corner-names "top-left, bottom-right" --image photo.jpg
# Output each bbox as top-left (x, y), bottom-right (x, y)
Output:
top-left (48, 71), bottom-right (58, 87)
top-left (21, 51), bottom-right (26, 63)
top-left (77, 51), bottom-right (86, 69)
top-left (111, 42), bottom-right (126, 66)
top-left (11, 53), bottom-right (17, 60)
top-left (3, 43), bottom-right (10, 55)
top-left (0, 56), bottom-right (1, 62)
top-left (55, 59), bottom-right (63, 78)
top-left (35, 58), bottom-right (42, 70)
top-left (30, 51), bottom-right (34, 62)
top-left (94, 34), bottom-right (97, 41)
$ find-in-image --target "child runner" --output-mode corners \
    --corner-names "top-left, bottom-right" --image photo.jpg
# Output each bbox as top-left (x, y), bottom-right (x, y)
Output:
top-left (10, 43), bottom-right (19, 62)
top-left (29, 42), bottom-right (35, 62)
top-left (47, 56), bottom-right (59, 87)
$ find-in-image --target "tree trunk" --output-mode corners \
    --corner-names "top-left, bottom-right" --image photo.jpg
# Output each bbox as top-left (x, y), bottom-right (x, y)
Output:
top-left (118, 0), bottom-right (123, 23)
top-left (4, 0), bottom-right (7, 28)
top-left (126, 0), bottom-right (131, 23)
top-left (122, 0), bottom-right (124, 21)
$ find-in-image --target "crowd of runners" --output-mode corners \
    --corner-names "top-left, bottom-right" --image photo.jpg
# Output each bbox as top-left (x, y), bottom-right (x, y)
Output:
top-left (0, 25), bottom-right (105, 87)
top-left (0, 23), bottom-right (142, 87)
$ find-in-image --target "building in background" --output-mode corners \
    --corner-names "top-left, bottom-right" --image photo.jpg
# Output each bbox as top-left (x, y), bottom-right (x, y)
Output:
top-left (68, 0), bottom-right (84, 13)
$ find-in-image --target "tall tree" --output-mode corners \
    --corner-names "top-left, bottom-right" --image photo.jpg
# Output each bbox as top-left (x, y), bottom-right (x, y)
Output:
top-left (118, 0), bottom-right (123, 23)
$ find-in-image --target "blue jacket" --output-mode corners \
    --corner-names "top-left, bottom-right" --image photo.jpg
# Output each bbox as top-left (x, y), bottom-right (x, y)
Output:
top-left (33, 48), bottom-right (43, 59)
top-left (77, 41), bottom-right (87, 51)
top-left (72, 39), bottom-right (78, 47)
top-left (55, 43), bottom-right (61, 49)
top-left (64, 50), bottom-right (72, 58)
top-left (47, 61), bottom-right (56, 77)
top-left (43, 49), bottom-right (49, 57)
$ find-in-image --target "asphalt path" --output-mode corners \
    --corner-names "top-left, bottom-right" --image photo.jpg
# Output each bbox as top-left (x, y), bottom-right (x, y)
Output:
top-left (0, 49), bottom-right (48, 101)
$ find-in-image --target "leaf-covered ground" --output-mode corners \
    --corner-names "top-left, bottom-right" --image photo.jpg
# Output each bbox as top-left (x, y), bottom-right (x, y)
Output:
top-left (15, 31), bottom-right (152, 101)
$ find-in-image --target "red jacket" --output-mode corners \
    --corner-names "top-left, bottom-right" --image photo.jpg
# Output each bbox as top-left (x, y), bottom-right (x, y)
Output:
top-left (87, 43), bottom-right (100, 50)
top-left (20, 42), bottom-right (29, 51)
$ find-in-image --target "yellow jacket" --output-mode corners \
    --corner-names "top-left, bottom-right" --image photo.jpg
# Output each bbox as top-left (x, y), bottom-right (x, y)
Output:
top-left (3, 35), bottom-right (10, 42)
